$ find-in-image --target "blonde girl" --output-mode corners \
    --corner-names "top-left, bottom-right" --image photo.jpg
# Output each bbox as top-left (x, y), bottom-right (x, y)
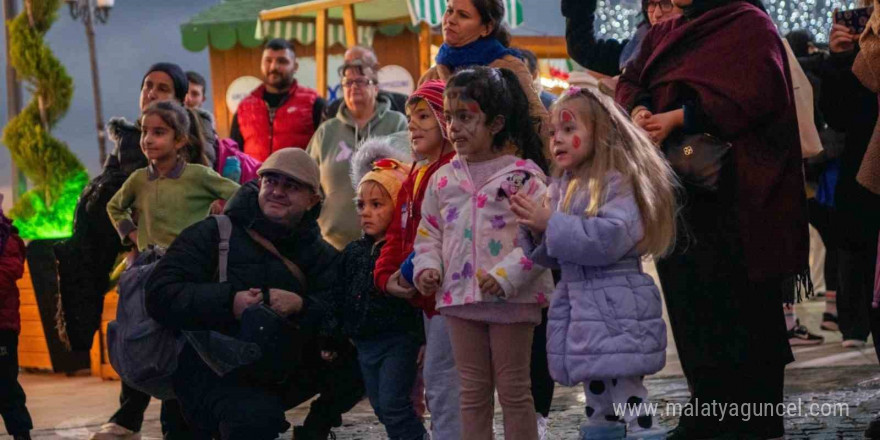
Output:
top-left (512, 87), bottom-right (676, 440)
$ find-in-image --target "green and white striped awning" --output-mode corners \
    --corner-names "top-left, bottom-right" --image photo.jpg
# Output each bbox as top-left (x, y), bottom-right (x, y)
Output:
top-left (406, 0), bottom-right (523, 28)
top-left (255, 20), bottom-right (377, 46)
top-left (181, 0), bottom-right (525, 52)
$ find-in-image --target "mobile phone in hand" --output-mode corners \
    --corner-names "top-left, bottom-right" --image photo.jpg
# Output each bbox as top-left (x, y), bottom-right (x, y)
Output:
top-left (834, 6), bottom-right (874, 34)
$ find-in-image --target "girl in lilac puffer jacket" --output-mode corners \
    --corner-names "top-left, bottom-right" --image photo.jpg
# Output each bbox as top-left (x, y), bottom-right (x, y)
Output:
top-left (512, 87), bottom-right (677, 440)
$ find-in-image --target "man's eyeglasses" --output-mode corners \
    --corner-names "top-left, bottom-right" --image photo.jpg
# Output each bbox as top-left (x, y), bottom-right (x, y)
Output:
top-left (261, 173), bottom-right (309, 193)
top-left (342, 78), bottom-right (376, 89)
top-left (646, 0), bottom-right (674, 12)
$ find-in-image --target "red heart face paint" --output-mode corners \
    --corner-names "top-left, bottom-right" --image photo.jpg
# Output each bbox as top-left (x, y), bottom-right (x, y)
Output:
top-left (551, 105), bottom-right (593, 170)
top-left (467, 101), bottom-right (481, 114)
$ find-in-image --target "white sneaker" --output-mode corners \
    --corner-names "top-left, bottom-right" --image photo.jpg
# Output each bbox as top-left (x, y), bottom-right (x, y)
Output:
top-left (842, 339), bottom-right (867, 348)
top-left (537, 415), bottom-right (549, 440)
top-left (89, 423), bottom-right (141, 440)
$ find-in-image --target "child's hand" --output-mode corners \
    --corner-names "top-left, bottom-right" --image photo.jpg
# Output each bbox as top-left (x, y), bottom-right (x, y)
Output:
top-left (511, 192), bottom-right (551, 235)
top-left (127, 230), bottom-right (138, 246)
top-left (386, 270), bottom-right (417, 299)
top-left (209, 200), bottom-right (225, 215)
top-left (416, 269), bottom-right (441, 296)
top-left (477, 272), bottom-right (504, 297)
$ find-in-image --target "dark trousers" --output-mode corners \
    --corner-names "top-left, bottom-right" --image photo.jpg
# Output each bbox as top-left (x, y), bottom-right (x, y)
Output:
top-left (109, 381), bottom-right (191, 437)
top-left (808, 198), bottom-right (839, 291)
top-left (284, 341), bottom-right (365, 432)
top-left (354, 333), bottom-right (426, 440)
top-left (658, 190), bottom-right (792, 438)
top-left (0, 330), bottom-right (33, 436)
top-left (172, 345), bottom-right (290, 440)
top-left (530, 307), bottom-right (555, 418)
top-left (681, 364), bottom-right (786, 438)
top-left (837, 246), bottom-right (878, 341)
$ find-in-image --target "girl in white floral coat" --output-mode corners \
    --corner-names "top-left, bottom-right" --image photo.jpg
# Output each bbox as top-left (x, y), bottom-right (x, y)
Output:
top-left (413, 66), bottom-right (553, 440)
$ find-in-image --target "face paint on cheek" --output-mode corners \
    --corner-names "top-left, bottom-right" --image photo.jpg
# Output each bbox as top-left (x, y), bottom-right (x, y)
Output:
top-left (572, 135), bottom-right (581, 150)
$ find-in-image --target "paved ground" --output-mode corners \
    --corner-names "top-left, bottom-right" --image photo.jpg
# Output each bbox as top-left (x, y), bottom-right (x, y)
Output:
top-left (4, 262), bottom-right (879, 439)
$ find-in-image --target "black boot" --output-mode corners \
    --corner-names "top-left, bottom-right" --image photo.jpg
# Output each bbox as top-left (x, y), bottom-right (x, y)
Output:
top-left (866, 415), bottom-right (880, 439)
top-left (13, 432), bottom-right (32, 440)
top-left (292, 424), bottom-right (336, 440)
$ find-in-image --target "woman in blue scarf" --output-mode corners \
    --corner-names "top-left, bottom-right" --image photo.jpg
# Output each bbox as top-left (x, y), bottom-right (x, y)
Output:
top-left (418, 0), bottom-right (550, 148)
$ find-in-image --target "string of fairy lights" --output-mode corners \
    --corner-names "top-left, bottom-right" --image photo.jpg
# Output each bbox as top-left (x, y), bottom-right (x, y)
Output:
top-left (594, 0), bottom-right (866, 43)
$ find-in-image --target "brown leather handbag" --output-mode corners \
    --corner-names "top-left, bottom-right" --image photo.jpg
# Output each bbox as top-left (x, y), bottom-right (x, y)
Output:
top-left (663, 133), bottom-right (732, 192)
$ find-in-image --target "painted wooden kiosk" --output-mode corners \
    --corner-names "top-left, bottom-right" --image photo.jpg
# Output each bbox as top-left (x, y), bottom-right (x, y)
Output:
top-left (180, 0), bottom-right (571, 139)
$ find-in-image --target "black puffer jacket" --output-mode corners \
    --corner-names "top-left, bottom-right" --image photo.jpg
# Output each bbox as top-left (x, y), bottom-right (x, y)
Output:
top-left (820, 50), bottom-right (880, 251)
top-left (145, 180), bottom-right (339, 339)
top-left (331, 236), bottom-right (422, 343)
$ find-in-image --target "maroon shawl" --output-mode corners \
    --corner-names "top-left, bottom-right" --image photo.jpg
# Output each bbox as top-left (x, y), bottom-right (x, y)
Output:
top-left (617, 1), bottom-right (809, 283)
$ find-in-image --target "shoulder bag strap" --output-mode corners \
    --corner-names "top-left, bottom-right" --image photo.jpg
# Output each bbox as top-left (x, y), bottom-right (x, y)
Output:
top-left (213, 215), bottom-right (233, 282)
top-left (245, 229), bottom-right (308, 290)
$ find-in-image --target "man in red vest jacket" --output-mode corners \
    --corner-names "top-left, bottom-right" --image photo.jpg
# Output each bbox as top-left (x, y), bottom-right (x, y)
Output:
top-left (230, 39), bottom-right (325, 162)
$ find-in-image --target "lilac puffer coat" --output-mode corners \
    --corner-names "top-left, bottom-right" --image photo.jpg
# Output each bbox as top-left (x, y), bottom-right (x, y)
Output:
top-left (520, 172), bottom-right (666, 385)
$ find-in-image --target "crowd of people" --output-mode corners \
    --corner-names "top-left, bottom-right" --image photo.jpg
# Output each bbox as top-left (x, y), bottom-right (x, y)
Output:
top-left (1, 0), bottom-right (880, 439)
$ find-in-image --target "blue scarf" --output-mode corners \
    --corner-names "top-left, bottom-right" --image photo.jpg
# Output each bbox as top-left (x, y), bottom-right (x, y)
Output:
top-left (435, 38), bottom-right (522, 72)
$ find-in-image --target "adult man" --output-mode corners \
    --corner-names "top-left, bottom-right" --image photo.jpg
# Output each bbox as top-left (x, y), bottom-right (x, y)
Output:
top-left (145, 148), bottom-right (363, 440)
top-left (323, 45), bottom-right (408, 121)
top-left (230, 39), bottom-right (325, 161)
top-left (185, 71), bottom-right (208, 109)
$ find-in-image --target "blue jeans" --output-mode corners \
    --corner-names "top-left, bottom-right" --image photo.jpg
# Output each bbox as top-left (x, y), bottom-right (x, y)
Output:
top-left (354, 333), bottom-right (426, 440)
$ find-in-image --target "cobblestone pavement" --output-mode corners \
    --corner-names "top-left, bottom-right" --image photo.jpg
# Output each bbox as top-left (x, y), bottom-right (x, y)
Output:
top-left (8, 364), bottom-right (879, 439)
top-left (6, 284), bottom-right (880, 439)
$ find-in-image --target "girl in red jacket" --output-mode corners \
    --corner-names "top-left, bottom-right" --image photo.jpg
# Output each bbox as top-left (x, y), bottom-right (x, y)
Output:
top-left (373, 79), bottom-right (462, 439)
top-left (0, 195), bottom-right (33, 440)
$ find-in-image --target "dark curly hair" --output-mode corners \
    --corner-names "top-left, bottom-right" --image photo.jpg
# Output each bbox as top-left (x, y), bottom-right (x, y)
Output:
top-left (445, 66), bottom-right (549, 173)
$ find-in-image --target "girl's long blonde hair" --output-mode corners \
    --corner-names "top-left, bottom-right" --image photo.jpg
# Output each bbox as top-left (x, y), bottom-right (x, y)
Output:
top-left (552, 87), bottom-right (679, 257)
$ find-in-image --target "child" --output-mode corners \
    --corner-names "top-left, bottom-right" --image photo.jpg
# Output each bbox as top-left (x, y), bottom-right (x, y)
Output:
top-left (336, 138), bottom-right (427, 440)
top-left (373, 79), bottom-right (462, 440)
top-left (0, 195), bottom-right (33, 440)
top-left (413, 66), bottom-right (554, 440)
top-left (512, 87), bottom-right (676, 440)
top-left (107, 100), bottom-right (239, 253)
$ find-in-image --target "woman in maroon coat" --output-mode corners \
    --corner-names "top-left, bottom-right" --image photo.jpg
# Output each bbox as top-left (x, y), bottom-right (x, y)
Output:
top-left (616, 0), bottom-right (810, 438)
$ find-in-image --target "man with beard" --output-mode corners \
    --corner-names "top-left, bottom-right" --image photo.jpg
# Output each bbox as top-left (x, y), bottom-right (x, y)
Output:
top-left (230, 39), bottom-right (325, 162)
top-left (146, 148), bottom-right (363, 440)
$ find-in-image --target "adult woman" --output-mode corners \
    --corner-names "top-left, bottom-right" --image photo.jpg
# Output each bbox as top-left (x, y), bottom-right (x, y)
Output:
top-left (308, 61), bottom-right (408, 250)
top-left (616, 0), bottom-right (809, 438)
top-left (419, 0), bottom-right (549, 144)
top-left (821, 8), bottom-right (880, 438)
top-left (563, 0), bottom-right (682, 77)
top-left (819, 4), bottom-right (880, 350)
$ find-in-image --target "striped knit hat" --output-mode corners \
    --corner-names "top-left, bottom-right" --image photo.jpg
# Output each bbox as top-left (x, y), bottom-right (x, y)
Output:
top-left (407, 79), bottom-right (448, 140)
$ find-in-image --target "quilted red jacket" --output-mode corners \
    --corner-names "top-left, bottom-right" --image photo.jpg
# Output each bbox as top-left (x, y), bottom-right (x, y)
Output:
top-left (374, 151), bottom-right (455, 318)
top-left (0, 233), bottom-right (25, 333)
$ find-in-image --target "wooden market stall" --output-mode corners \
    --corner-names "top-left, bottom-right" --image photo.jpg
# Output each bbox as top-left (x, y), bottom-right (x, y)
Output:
top-left (180, 0), bottom-right (571, 138)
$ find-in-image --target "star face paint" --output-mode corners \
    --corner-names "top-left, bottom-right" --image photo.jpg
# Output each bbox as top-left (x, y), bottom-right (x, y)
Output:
top-left (551, 104), bottom-right (593, 171)
top-left (406, 98), bottom-right (444, 160)
top-left (444, 89), bottom-right (499, 163)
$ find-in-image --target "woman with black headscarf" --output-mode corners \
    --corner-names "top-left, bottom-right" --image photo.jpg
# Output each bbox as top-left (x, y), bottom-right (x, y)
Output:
top-left (617, 0), bottom-right (810, 438)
